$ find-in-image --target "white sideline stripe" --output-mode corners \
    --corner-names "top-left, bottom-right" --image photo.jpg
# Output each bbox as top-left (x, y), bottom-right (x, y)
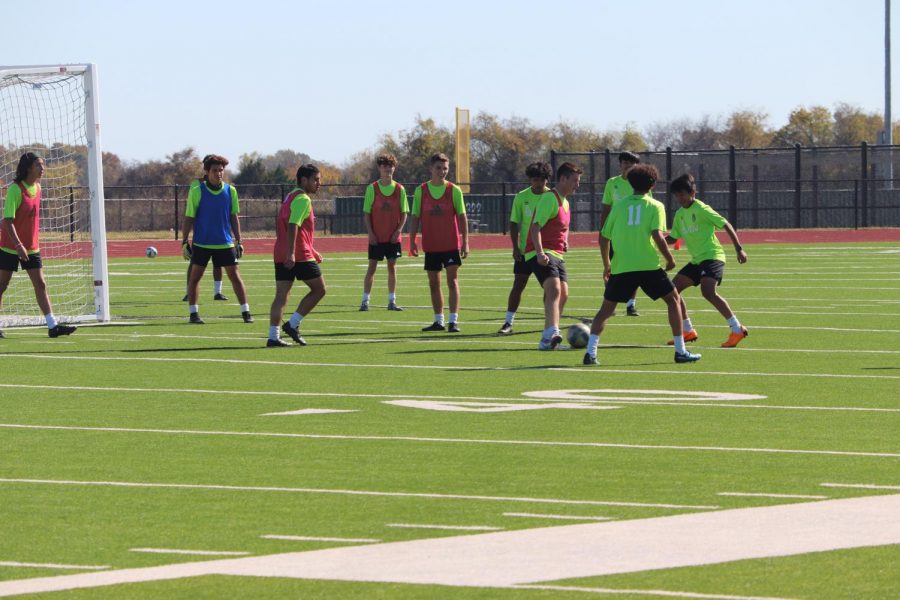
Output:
top-left (0, 494), bottom-right (893, 595)
top-left (6, 354), bottom-right (900, 380)
top-left (129, 548), bottom-right (250, 556)
top-left (503, 512), bottom-right (612, 522)
top-left (0, 384), bottom-right (896, 413)
top-left (717, 492), bottom-right (829, 500)
top-left (261, 535), bottom-right (380, 544)
top-left (1, 424), bottom-right (896, 458)
top-left (0, 561), bottom-right (109, 571)
top-left (821, 483), bottom-right (900, 490)
top-left (386, 523), bottom-right (503, 531)
top-left (261, 408), bottom-right (357, 416)
top-left (515, 584), bottom-right (793, 600)
top-left (0, 478), bottom-right (718, 510)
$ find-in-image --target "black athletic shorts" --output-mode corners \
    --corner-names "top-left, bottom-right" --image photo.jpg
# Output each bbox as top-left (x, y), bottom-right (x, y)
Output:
top-left (0, 250), bottom-right (42, 271)
top-left (677, 260), bottom-right (725, 286)
top-left (368, 242), bottom-right (402, 262)
top-left (274, 261), bottom-right (322, 281)
top-left (513, 257), bottom-right (530, 276)
top-left (424, 250), bottom-right (462, 272)
top-left (605, 269), bottom-right (675, 303)
top-left (526, 255), bottom-right (568, 286)
top-left (191, 246), bottom-right (237, 268)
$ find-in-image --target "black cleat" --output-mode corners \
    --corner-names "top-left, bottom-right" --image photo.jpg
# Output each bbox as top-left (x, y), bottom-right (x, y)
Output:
top-left (675, 350), bottom-right (702, 363)
top-left (583, 352), bottom-right (598, 365)
top-left (48, 324), bottom-right (77, 338)
top-left (626, 305), bottom-right (640, 317)
top-left (241, 311), bottom-right (254, 323)
top-left (0, 330), bottom-right (5, 338)
top-left (359, 302), bottom-right (369, 312)
top-left (214, 293), bottom-right (229, 301)
top-left (550, 333), bottom-right (563, 349)
top-left (497, 322), bottom-right (513, 336)
top-left (266, 338), bottom-right (291, 347)
top-left (447, 322), bottom-right (460, 333)
top-left (387, 302), bottom-right (403, 311)
top-left (281, 321), bottom-right (307, 345)
top-left (422, 322), bottom-right (446, 332)
top-left (182, 294), bottom-right (189, 302)
top-left (189, 313), bottom-right (205, 324)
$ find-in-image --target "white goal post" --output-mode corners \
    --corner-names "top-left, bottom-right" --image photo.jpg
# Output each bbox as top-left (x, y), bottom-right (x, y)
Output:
top-left (0, 63), bottom-right (110, 326)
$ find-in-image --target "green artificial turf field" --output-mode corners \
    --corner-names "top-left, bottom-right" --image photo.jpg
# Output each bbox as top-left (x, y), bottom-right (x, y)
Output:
top-left (0, 242), bottom-right (898, 599)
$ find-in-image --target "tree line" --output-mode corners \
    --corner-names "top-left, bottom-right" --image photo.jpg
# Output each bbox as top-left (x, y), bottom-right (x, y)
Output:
top-left (3, 103), bottom-right (897, 188)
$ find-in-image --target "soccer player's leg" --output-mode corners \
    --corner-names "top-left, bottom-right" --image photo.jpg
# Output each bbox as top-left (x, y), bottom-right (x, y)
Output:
top-left (187, 248), bottom-right (211, 324)
top-left (667, 270), bottom-right (700, 345)
top-left (386, 252), bottom-right (402, 311)
top-left (182, 263), bottom-right (191, 301)
top-left (538, 264), bottom-right (563, 350)
top-left (445, 261), bottom-right (461, 332)
top-left (422, 254), bottom-right (445, 331)
top-left (361, 244), bottom-right (381, 311)
top-left (268, 275), bottom-right (294, 347)
top-left (584, 298), bottom-right (617, 365)
top-left (697, 262), bottom-right (747, 347)
top-left (213, 265), bottom-right (227, 300)
top-left (650, 274), bottom-right (700, 363)
top-left (24, 260), bottom-right (73, 337)
top-left (500, 260), bottom-right (530, 335)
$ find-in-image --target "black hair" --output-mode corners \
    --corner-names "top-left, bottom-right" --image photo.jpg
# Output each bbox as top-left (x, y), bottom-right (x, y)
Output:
top-left (669, 173), bottom-right (696, 194)
top-left (14, 152), bottom-right (41, 183)
top-left (626, 164), bottom-right (659, 193)
top-left (296, 163), bottom-right (320, 184)
top-left (525, 162), bottom-right (552, 180)
top-left (618, 151), bottom-right (641, 164)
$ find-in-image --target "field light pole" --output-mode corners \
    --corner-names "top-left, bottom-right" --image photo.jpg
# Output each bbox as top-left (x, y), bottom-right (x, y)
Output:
top-left (886, 0), bottom-right (893, 188)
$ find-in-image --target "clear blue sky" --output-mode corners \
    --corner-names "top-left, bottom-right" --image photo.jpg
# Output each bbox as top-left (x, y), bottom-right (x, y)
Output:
top-left (4, 0), bottom-right (895, 165)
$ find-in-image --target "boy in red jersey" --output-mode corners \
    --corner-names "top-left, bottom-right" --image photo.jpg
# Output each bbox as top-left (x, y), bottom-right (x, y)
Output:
top-left (360, 153), bottom-right (408, 312)
top-left (409, 153), bottom-right (468, 333)
top-left (0, 152), bottom-right (76, 338)
top-left (267, 164), bottom-right (325, 347)
top-left (526, 162), bottom-right (581, 350)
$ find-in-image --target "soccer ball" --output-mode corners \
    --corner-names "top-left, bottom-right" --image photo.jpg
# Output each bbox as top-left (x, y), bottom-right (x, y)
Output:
top-left (567, 323), bottom-right (590, 348)
top-left (145, 246), bottom-right (158, 258)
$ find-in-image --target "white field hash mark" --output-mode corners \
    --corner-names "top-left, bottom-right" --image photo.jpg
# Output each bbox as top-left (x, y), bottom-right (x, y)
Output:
top-left (0, 561), bottom-right (110, 571)
top-left (129, 548), bottom-right (250, 557)
top-left (514, 584), bottom-right (796, 600)
top-left (717, 492), bottom-right (829, 500)
top-left (503, 512), bottom-right (613, 521)
top-left (386, 524), bottom-right (503, 531)
top-left (1, 424), bottom-right (897, 459)
top-left (261, 535), bottom-right (380, 544)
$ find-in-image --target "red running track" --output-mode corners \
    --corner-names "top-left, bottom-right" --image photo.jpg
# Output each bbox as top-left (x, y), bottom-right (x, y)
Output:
top-left (107, 229), bottom-right (900, 259)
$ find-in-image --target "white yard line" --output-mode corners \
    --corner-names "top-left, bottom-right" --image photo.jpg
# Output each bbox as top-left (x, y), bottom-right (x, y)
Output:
top-left (386, 523), bottom-right (503, 531)
top-left (0, 478), bottom-right (718, 510)
top-left (1, 425), bottom-right (895, 458)
top-left (129, 548), bottom-right (250, 556)
top-left (1, 494), bottom-right (894, 596)
top-left (0, 423), bottom-right (900, 460)
top-left (820, 483), bottom-right (900, 490)
top-left (261, 535), bottom-right (380, 544)
top-left (717, 492), bottom-right (829, 500)
top-left (503, 512), bottom-right (612, 522)
top-left (4, 354), bottom-right (899, 380)
top-left (514, 584), bottom-right (794, 600)
top-left (0, 561), bottom-right (109, 571)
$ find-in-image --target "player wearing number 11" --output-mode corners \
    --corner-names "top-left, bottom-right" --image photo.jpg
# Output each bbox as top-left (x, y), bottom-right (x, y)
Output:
top-left (584, 164), bottom-right (701, 365)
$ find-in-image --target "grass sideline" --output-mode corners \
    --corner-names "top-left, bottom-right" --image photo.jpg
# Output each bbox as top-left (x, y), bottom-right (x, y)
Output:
top-left (0, 242), bottom-right (898, 598)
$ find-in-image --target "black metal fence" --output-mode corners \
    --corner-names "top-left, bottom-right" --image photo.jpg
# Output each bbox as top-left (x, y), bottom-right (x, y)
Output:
top-left (52, 144), bottom-right (900, 239)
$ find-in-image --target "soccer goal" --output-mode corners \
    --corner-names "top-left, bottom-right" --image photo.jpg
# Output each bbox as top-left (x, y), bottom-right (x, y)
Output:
top-left (0, 64), bottom-right (109, 327)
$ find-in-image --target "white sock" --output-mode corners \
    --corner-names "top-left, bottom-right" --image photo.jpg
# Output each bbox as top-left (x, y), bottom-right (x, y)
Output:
top-left (362, 292), bottom-right (370, 303)
top-left (449, 312), bottom-right (458, 324)
top-left (240, 303), bottom-right (249, 313)
top-left (434, 313), bottom-right (445, 326)
top-left (683, 318), bottom-right (694, 333)
top-left (269, 325), bottom-right (279, 341)
top-left (289, 312), bottom-right (303, 328)
top-left (587, 334), bottom-right (600, 355)
top-left (626, 298), bottom-right (636, 308)
top-left (674, 335), bottom-right (686, 354)
top-left (45, 313), bottom-right (58, 329)
top-left (388, 292), bottom-right (396, 303)
top-left (543, 326), bottom-right (559, 339)
top-left (189, 304), bottom-right (199, 314)
top-left (505, 311), bottom-right (515, 324)
top-left (214, 280), bottom-right (222, 294)
top-left (727, 315), bottom-right (742, 333)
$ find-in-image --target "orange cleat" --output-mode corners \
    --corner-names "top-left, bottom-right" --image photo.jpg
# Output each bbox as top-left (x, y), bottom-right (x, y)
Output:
top-left (721, 327), bottom-right (748, 348)
top-left (667, 330), bottom-right (699, 345)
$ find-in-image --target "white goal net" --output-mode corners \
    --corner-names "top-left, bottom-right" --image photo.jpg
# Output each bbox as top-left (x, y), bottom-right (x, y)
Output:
top-left (0, 64), bottom-right (109, 327)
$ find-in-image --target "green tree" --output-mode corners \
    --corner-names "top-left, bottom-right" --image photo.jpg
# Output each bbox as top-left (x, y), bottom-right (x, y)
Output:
top-left (832, 103), bottom-right (883, 145)
top-left (772, 106), bottom-right (834, 146)
top-left (471, 113), bottom-right (549, 182)
top-left (722, 110), bottom-right (772, 148)
top-left (379, 115), bottom-right (454, 183)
